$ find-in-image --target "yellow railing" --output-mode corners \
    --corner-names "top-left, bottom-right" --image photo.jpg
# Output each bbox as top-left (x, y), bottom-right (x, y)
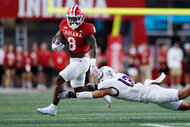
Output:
top-left (47, 0), bottom-right (190, 36)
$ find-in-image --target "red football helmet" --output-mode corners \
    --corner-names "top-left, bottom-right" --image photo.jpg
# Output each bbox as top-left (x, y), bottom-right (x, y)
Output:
top-left (66, 5), bottom-right (84, 30)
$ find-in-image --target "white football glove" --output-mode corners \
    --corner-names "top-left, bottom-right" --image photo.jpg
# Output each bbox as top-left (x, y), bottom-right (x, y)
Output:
top-left (90, 58), bottom-right (100, 77)
top-left (103, 95), bottom-right (112, 108)
top-left (58, 91), bottom-right (69, 99)
top-left (51, 40), bottom-right (65, 51)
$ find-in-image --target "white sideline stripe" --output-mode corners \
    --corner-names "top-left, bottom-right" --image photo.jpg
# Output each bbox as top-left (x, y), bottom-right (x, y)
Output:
top-left (141, 124), bottom-right (171, 127)
top-left (0, 112), bottom-right (188, 116)
top-left (1, 123), bottom-right (190, 126)
top-left (1, 123), bottom-right (190, 127)
top-left (0, 116), bottom-right (181, 121)
top-left (56, 112), bottom-right (188, 116)
top-left (1, 116), bottom-right (176, 122)
top-left (141, 123), bottom-right (190, 127)
top-left (4, 111), bottom-right (184, 115)
top-left (168, 123), bottom-right (190, 125)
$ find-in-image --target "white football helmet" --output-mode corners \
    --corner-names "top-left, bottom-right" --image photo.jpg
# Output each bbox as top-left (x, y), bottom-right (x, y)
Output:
top-left (66, 5), bottom-right (84, 30)
top-left (98, 66), bottom-right (116, 83)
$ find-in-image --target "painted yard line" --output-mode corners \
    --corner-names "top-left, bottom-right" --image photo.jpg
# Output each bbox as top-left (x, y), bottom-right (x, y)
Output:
top-left (0, 123), bottom-right (190, 127)
top-left (0, 123), bottom-right (172, 127)
top-left (0, 116), bottom-right (185, 121)
top-left (141, 124), bottom-right (171, 127)
top-left (65, 112), bottom-right (186, 115)
top-left (0, 114), bottom-right (186, 118)
top-left (2, 112), bottom-right (184, 115)
top-left (168, 123), bottom-right (190, 125)
top-left (1, 122), bottom-right (190, 127)
top-left (2, 122), bottom-right (189, 127)
top-left (141, 123), bottom-right (190, 127)
top-left (0, 112), bottom-right (161, 115)
top-left (4, 123), bottom-right (190, 127)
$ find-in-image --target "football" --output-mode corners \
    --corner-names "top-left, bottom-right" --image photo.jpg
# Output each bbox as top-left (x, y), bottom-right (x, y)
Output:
top-left (54, 35), bottom-right (67, 45)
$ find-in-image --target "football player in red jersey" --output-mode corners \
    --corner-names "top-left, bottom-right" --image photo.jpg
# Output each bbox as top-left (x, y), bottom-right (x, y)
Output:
top-left (37, 5), bottom-right (111, 116)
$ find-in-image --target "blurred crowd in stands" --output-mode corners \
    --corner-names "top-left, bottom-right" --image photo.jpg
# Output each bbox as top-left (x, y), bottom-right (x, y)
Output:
top-left (0, 40), bottom-right (190, 90)
top-left (0, 42), bottom-right (69, 89)
top-left (125, 41), bottom-right (190, 89)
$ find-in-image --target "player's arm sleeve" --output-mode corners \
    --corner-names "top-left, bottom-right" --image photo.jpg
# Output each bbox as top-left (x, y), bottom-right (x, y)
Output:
top-left (76, 88), bottom-right (114, 99)
top-left (87, 24), bottom-right (96, 35)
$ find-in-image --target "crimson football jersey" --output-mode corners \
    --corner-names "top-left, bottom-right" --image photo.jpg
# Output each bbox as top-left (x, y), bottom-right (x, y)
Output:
top-left (59, 18), bottom-right (96, 54)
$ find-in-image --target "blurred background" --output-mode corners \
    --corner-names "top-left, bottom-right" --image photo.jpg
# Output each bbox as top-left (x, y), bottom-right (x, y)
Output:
top-left (0, 0), bottom-right (190, 90)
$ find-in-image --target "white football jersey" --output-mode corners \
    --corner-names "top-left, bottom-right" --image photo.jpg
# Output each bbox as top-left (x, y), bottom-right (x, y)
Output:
top-left (98, 73), bottom-right (144, 102)
top-left (98, 73), bottom-right (180, 110)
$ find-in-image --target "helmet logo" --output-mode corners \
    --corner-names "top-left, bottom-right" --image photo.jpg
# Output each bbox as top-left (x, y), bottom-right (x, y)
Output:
top-left (108, 70), bottom-right (113, 77)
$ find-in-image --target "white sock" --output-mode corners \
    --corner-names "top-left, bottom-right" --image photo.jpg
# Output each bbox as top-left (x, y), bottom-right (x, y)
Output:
top-left (49, 103), bottom-right (57, 109)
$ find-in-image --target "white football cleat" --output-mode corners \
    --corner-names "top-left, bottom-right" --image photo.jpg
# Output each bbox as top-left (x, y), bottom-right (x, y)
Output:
top-left (103, 95), bottom-right (112, 108)
top-left (37, 103), bottom-right (57, 116)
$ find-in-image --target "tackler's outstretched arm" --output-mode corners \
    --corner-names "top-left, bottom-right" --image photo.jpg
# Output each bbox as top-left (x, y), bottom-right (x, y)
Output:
top-left (58, 88), bottom-right (115, 99)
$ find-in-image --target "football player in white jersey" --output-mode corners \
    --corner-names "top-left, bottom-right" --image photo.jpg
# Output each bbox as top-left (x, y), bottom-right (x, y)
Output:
top-left (59, 66), bottom-right (190, 111)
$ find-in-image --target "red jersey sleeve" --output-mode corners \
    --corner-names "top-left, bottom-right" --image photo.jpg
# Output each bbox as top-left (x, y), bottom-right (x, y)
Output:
top-left (83, 23), bottom-right (96, 35)
top-left (59, 18), bottom-right (67, 30)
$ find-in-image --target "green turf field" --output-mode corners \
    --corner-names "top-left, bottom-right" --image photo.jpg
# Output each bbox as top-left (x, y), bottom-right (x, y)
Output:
top-left (0, 91), bottom-right (190, 127)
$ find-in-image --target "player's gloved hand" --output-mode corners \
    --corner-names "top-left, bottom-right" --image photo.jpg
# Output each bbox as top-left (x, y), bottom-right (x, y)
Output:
top-left (52, 41), bottom-right (65, 51)
top-left (90, 58), bottom-right (100, 77)
top-left (58, 90), bottom-right (76, 99)
top-left (86, 83), bottom-right (98, 90)
top-left (90, 65), bottom-right (100, 77)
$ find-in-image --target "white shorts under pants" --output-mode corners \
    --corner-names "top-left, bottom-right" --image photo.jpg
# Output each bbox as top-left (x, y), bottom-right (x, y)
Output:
top-left (59, 55), bottom-right (90, 88)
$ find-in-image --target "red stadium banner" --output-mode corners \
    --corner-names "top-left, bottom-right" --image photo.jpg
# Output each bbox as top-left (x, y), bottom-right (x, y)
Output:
top-left (107, 35), bottom-right (123, 73)
top-left (0, 0), bottom-right (145, 19)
